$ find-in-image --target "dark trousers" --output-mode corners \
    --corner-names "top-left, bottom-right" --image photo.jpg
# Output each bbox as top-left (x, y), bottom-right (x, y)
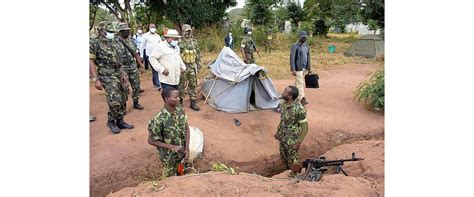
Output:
top-left (144, 49), bottom-right (160, 88)
top-left (160, 83), bottom-right (179, 90)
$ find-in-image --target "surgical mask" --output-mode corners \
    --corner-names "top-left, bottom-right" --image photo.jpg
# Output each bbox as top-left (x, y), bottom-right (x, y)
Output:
top-left (105, 32), bottom-right (115, 40)
top-left (137, 30), bottom-right (142, 34)
top-left (169, 40), bottom-right (179, 47)
top-left (150, 28), bottom-right (156, 33)
top-left (248, 31), bottom-right (252, 35)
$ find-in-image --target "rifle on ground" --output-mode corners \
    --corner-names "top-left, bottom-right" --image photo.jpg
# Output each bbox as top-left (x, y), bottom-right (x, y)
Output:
top-left (292, 152), bottom-right (364, 182)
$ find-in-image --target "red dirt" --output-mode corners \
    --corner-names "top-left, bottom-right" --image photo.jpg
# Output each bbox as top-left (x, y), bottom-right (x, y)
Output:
top-left (90, 63), bottom-right (384, 196)
top-left (108, 139), bottom-right (384, 197)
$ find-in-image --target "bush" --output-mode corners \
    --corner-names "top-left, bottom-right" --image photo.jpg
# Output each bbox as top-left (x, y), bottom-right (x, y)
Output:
top-left (354, 68), bottom-right (384, 111)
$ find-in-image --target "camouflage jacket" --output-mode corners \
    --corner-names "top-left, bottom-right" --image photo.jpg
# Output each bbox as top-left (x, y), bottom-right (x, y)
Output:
top-left (178, 37), bottom-right (201, 65)
top-left (118, 36), bottom-right (140, 70)
top-left (90, 36), bottom-right (127, 76)
top-left (240, 35), bottom-right (255, 54)
top-left (148, 106), bottom-right (188, 159)
top-left (277, 101), bottom-right (307, 145)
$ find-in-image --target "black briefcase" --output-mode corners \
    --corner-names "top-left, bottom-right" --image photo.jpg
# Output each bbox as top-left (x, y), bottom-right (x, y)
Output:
top-left (305, 72), bottom-right (319, 89)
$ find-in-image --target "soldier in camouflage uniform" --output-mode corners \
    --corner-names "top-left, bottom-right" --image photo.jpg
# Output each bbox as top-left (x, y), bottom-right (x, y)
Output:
top-left (90, 21), bottom-right (134, 134)
top-left (117, 23), bottom-right (145, 110)
top-left (240, 27), bottom-right (258, 64)
top-left (274, 86), bottom-right (309, 170)
top-left (178, 24), bottom-right (201, 111)
top-left (148, 87), bottom-right (190, 177)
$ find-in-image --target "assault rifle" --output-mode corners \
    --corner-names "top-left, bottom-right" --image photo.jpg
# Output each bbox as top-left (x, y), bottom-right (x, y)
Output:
top-left (292, 152), bottom-right (364, 182)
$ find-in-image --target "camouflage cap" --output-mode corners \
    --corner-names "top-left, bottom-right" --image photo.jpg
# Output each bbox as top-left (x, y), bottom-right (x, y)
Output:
top-left (97, 21), bottom-right (118, 32)
top-left (182, 24), bottom-right (192, 32)
top-left (117, 23), bottom-right (131, 31)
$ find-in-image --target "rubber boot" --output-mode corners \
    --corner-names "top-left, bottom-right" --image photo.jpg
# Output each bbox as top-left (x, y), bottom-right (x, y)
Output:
top-left (107, 120), bottom-right (121, 134)
top-left (117, 118), bottom-right (134, 129)
top-left (133, 100), bottom-right (144, 110)
top-left (190, 100), bottom-right (200, 111)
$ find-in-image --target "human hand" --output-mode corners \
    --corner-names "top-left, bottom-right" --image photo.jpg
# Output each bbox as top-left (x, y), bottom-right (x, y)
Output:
top-left (293, 143), bottom-right (301, 150)
top-left (170, 145), bottom-right (183, 153)
top-left (163, 68), bottom-right (169, 76)
top-left (94, 80), bottom-right (102, 90)
top-left (184, 149), bottom-right (190, 161)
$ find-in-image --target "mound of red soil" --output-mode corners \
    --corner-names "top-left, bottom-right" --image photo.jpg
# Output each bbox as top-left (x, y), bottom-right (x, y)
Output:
top-left (108, 139), bottom-right (384, 197)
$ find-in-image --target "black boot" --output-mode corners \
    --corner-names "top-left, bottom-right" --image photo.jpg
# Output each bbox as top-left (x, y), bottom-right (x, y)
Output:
top-left (133, 100), bottom-right (144, 110)
top-left (117, 118), bottom-right (134, 129)
top-left (107, 120), bottom-right (121, 134)
top-left (190, 100), bottom-right (200, 111)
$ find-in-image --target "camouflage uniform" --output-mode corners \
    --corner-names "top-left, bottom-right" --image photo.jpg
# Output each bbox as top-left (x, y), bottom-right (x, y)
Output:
top-left (148, 106), bottom-right (188, 177)
top-left (276, 100), bottom-right (307, 169)
top-left (241, 34), bottom-right (256, 64)
top-left (178, 24), bottom-right (201, 111)
top-left (265, 32), bottom-right (273, 53)
top-left (119, 36), bottom-right (141, 102)
top-left (90, 23), bottom-right (128, 123)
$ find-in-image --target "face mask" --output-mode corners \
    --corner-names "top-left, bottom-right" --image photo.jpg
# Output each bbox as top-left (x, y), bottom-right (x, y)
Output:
top-left (105, 32), bottom-right (115, 40)
top-left (248, 31), bottom-right (252, 35)
top-left (121, 31), bottom-right (130, 38)
top-left (169, 40), bottom-right (179, 47)
top-left (137, 30), bottom-right (142, 34)
top-left (150, 28), bottom-right (156, 33)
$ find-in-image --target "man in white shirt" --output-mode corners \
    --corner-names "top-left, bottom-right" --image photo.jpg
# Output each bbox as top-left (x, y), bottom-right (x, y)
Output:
top-left (149, 29), bottom-right (186, 91)
top-left (140, 23), bottom-right (162, 90)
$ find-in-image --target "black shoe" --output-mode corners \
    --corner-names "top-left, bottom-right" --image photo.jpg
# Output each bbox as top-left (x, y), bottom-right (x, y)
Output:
top-left (133, 100), bottom-right (144, 110)
top-left (117, 118), bottom-right (134, 129)
top-left (190, 100), bottom-right (200, 111)
top-left (107, 120), bottom-right (121, 134)
top-left (301, 97), bottom-right (309, 105)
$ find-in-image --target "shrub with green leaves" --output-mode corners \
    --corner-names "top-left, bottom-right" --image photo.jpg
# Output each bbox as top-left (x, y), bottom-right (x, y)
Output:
top-left (354, 68), bottom-right (384, 111)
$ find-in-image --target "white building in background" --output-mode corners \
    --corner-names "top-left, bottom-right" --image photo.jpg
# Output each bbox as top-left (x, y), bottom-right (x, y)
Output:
top-left (345, 23), bottom-right (381, 35)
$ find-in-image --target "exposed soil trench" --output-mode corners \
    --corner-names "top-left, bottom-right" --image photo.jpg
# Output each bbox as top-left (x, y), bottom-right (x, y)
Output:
top-left (90, 63), bottom-right (384, 197)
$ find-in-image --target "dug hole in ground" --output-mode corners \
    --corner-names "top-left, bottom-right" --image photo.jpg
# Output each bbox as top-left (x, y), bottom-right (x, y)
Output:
top-left (90, 63), bottom-right (384, 197)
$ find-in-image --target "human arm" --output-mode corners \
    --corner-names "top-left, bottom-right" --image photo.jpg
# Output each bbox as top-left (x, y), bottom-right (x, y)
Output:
top-left (149, 46), bottom-right (168, 75)
top-left (293, 106), bottom-right (308, 150)
top-left (184, 122), bottom-right (190, 161)
top-left (289, 44), bottom-right (297, 73)
top-left (89, 39), bottom-right (102, 90)
top-left (139, 34), bottom-right (146, 59)
top-left (240, 39), bottom-right (246, 60)
top-left (148, 117), bottom-right (183, 153)
top-left (306, 44), bottom-right (311, 72)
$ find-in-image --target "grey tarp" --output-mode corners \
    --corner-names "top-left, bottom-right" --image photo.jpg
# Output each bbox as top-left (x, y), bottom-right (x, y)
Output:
top-left (201, 47), bottom-right (280, 113)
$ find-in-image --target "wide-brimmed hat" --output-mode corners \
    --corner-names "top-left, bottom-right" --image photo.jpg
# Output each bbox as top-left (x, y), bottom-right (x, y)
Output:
top-left (299, 31), bottom-right (308, 38)
top-left (164, 29), bottom-right (181, 38)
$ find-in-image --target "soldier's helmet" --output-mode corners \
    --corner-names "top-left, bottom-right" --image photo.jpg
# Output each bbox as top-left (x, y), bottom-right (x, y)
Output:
top-left (244, 27), bottom-right (252, 34)
top-left (97, 21), bottom-right (118, 32)
top-left (182, 24), bottom-right (192, 32)
top-left (116, 23), bottom-right (131, 31)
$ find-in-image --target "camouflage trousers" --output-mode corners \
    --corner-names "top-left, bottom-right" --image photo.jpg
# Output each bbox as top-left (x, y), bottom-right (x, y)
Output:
top-left (99, 74), bottom-right (128, 121)
top-left (178, 63), bottom-right (198, 101)
top-left (265, 41), bottom-right (272, 53)
top-left (279, 141), bottom-right (299, 169)
top-left (124, 68), bottom-right (141, 101)
top-left (159, 152), bottom-right (185, 177)
top-left (244, 53), bottom-right (255, 64)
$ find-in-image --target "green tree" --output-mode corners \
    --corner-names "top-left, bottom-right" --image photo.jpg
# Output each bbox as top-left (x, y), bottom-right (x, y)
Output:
top-left (286, 2), bottom-right (304, 27)
top-left (244, 0), bottom-right (279, 26)
top-left (145, 0), bottom-right (237, 33)
top-left (332, 0), bottom-right (361, 33)
top-left (91, 0), bottom-right (137, 30)
top-left (303, 0), bottom-right (333, 36)
top-left (359, 0), bottom-right (385, 30)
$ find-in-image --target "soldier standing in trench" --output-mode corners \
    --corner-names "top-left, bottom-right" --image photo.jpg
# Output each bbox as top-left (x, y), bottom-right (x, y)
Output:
top-left (148, 87), bottom-right (191, 177)
top-left (274, 85), bottom-right (309, 171)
